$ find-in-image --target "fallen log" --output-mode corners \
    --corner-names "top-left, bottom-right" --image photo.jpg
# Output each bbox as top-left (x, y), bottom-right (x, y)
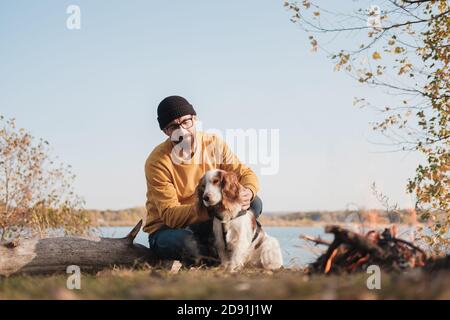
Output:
top-left (0, 220), bottom-right (157, 276)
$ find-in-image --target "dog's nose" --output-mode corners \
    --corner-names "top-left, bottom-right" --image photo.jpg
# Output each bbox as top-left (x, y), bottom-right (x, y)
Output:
top-left (203, 194), bottom-right (210, 202)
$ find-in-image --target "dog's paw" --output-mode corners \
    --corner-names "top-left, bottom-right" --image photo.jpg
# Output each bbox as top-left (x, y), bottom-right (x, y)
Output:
top-left (226, 262), bottom-right (243, 273)
top-left (227, 266), bottom-right (241, 273)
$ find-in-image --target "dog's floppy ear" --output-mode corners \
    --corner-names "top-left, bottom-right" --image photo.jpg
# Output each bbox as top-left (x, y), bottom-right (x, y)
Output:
top-left (195, 175), bottom-right (206, 211)
top-left (221, 171), bottom-right (241, 211)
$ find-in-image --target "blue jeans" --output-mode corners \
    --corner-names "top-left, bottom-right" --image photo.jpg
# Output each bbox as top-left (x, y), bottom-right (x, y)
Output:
top-left (148, 195), bottom-right (263, 266)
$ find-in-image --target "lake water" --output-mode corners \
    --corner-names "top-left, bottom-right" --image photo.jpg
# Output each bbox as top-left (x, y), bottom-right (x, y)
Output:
top-left (98, 226), bottom-right (336, 267)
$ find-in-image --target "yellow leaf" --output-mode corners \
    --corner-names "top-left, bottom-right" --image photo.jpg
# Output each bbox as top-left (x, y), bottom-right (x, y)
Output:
top-left (372, 52), bottom-right (381, 60)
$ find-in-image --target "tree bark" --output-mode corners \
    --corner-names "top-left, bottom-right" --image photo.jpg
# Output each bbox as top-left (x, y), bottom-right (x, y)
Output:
top-left (0, 220), bottom-right (157, 276)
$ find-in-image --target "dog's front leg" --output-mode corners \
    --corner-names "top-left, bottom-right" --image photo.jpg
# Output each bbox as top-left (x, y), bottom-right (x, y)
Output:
top-left (213, 219), bottom-right (230, 268)
top-left (227, 237), bottom-right (251, 272)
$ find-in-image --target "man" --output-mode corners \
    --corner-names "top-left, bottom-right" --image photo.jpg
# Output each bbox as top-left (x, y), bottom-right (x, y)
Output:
top-left (144, 95), bottom-right (262, 266)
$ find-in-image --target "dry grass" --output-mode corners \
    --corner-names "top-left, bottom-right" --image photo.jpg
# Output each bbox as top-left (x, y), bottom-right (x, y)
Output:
top-left (0, 267), bottom-right (449, 300)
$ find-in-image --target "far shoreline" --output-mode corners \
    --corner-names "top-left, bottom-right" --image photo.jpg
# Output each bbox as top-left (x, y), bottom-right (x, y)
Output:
top-left (87, 207), bottom-right (428, 229)
top-left (92, 218), bottom-right (424, 229)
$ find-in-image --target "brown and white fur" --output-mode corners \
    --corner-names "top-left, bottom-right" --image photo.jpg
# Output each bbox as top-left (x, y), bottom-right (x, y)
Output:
top-left (196, 169), bottom-right (283, 272)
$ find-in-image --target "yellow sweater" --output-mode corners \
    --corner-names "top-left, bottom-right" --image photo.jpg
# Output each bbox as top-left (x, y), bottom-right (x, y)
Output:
top-left (143, 131), bottom-right (259, 234)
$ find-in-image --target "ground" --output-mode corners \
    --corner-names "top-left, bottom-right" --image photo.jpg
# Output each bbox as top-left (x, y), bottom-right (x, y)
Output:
top-left (0, 267), bottom-right (449, 299)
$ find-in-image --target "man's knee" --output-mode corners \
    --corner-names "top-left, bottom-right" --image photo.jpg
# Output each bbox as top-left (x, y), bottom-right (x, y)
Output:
top-left (149, 228), bottom-right (200, 263)
top-left (250, 195), bottom-right (263, 218)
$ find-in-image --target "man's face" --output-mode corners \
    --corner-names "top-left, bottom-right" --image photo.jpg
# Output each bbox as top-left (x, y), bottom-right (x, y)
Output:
top-left (163, 114), bottom-right (197, 145)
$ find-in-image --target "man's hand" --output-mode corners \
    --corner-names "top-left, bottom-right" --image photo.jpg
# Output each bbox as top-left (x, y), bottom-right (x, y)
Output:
top-left (239, 187), bottom-right (253, 210)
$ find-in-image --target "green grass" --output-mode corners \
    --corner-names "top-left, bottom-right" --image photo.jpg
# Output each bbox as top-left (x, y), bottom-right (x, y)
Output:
top-left (1, 267), bottom-right (449, 300)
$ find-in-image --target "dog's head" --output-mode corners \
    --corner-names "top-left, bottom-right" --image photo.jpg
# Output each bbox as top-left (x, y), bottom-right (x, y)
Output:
top-left (196, 169), bottom-right (242, 217)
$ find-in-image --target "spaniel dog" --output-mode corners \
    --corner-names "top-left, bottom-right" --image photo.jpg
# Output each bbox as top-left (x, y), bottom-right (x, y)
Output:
top-left (196, 169), bottom-right (283, 271)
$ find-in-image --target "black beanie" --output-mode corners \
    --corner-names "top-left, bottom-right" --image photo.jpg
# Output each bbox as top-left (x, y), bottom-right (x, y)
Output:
top-left (157, 95), bottom-right (197, 130)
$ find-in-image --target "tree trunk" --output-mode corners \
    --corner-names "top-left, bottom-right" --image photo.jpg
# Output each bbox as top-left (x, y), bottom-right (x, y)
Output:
top-left (0, 220), bottom-right (157, 276)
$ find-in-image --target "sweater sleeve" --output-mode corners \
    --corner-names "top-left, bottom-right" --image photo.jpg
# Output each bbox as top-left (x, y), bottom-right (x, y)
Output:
top-left (145, 162), bottom-right (210, 228)
top-left (216, 135), bottom-right (260, 200)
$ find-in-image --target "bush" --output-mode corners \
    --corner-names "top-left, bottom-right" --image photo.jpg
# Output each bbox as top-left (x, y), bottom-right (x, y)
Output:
top-left (0, 115), bottom-right (91, 240)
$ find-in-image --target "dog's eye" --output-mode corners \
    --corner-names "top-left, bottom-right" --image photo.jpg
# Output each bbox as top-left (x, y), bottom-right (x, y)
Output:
top-left (212, 179), bottom-right (219, 184)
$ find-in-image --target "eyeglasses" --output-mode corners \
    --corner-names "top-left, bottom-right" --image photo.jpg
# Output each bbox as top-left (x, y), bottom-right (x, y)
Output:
top-left (165, 117), bottom-right (194, 132)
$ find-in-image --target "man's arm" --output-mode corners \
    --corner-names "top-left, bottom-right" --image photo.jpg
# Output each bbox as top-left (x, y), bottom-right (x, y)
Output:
top-left (146, 163), bottom-right (209, 228)
top-left (216, 135), bottom-right (260, 200)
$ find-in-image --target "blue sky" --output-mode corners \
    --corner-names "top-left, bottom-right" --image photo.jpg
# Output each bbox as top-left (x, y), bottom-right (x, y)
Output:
top-left (0, 0), bottom-right (421, 211)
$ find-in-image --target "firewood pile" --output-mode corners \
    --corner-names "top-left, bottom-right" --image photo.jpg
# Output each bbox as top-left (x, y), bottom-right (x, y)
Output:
top-left (301, 225), bottom-right (448, 274)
